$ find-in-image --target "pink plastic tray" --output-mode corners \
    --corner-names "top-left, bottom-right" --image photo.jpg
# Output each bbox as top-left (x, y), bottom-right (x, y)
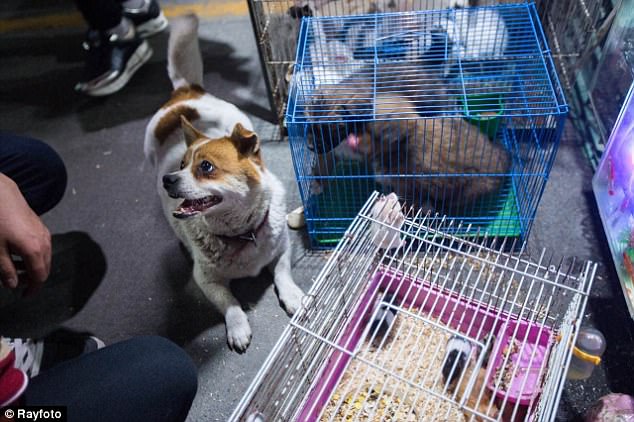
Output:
top-left (487, 319), bottom-right (551, 406)
top-left (297, 269), bottom-right (552, 421)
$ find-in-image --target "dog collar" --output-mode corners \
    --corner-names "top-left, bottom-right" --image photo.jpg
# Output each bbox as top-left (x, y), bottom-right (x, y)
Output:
top-left (218, 209), bottom-right (269, 251)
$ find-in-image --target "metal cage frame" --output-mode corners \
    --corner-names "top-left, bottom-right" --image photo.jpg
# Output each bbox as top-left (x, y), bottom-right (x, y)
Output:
top-left (286, 3), bottom-right (567, 247)
top-left (248, 0), bottom-right (618, 137)
top-left (230, 191), bottom-right (597, 421)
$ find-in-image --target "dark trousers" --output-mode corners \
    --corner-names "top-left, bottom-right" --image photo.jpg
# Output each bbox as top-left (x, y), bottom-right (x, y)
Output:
top-left (75, 0), bottom-right (124, 31)
top-left (24, 336), bottom-right (198, 422)
top-left (0, 133), bottom-right (67, 216)
top-left (1, 138), bottom-right (198, 419)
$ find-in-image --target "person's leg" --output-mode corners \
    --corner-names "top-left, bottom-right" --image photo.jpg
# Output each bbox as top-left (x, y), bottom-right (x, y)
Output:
top-left (0, 133), bottom-right (67, 216)
top-left (73, 0), bottom-right (166, 96)
top-left (74, 0), bottom-right (167, 36)
top-left (74, 0), bottom-right (123, 32)
top-left (121, 0), bottom-right (169, 38)
top-left (23, 336), bottom-right (198, 422)
top-left (73, 0), bottom-right (148, 97)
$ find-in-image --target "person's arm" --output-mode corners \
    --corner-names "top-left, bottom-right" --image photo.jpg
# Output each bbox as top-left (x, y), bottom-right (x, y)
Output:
top-left (0, 173), bottom-right (51, 292)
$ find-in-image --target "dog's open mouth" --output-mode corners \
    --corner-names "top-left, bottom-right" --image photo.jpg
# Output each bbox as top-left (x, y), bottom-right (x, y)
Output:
top-left (173, 195), bottom-right (222, 219)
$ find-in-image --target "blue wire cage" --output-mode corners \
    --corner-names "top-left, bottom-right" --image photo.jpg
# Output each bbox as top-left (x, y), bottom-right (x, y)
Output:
top-left (286, 2), bottom-right (568, 248)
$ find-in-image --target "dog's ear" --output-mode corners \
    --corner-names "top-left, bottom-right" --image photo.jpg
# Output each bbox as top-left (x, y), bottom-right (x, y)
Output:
top-left (230, 123), bottom-right (260, 156)
top-left (181, 115), bottom-right (206, 146)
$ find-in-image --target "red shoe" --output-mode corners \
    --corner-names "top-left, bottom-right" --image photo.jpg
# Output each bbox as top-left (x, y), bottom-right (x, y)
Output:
top-left (0, 349), bottom-right (28, 407)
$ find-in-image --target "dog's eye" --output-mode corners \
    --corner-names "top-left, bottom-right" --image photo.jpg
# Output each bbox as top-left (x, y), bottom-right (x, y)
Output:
top-left (180, 160), bottom-right (185, 170)
top-left (200, 160), bottom-right (214, 173)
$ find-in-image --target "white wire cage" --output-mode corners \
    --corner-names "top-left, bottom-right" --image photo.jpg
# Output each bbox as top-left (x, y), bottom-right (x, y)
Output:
top-left (230, 191), bottom-right (597, 422)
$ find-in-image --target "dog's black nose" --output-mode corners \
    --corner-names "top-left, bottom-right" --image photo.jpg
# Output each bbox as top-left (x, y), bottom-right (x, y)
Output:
top-left (162, 174), bottom-right (179, 188)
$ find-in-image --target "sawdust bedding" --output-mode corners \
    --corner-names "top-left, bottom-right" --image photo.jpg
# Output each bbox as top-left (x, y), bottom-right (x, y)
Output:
top-left (318, 250), bottom-right (520, 421)
top-left (321, 310), bottom-right (467, 422)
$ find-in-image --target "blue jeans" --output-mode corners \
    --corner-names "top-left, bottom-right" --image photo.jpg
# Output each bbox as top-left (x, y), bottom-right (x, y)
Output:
top-left (24, 336), bottom-right (198, 422)
top-left (0, 133), bottom-right (67, 216)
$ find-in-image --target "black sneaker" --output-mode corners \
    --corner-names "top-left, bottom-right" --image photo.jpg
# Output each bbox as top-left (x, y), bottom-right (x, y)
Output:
top-left (75, 29), bottom-right (153, 96)
top-left (123, 0), bottom-right (168, 38)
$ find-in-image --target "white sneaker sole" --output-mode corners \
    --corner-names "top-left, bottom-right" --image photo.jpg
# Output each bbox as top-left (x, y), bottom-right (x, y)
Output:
top-left (135, 12), bottom-right (169, 38)
top-left (85, 41), bottom-right (153, 97)
top-left (89, 336), bottom-right (106, 350)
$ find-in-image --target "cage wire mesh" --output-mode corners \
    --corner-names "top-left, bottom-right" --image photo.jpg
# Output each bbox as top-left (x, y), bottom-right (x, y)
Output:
top-left (532, 0), bottom-right (618, 95)
top-left (286, 3), bottom-right (567, 247)
top-left (248, 0), bottom-right (617, 134)
top-left (230, 191), bottom-right (597, 422)
top-left (553, 0), bottom-right (634, 169)
top-left (249, 0), bottom-right (478, 125)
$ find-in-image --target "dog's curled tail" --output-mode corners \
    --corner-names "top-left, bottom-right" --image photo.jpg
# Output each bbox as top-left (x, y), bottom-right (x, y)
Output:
top-left (168, 13), bottom-right (203, 90)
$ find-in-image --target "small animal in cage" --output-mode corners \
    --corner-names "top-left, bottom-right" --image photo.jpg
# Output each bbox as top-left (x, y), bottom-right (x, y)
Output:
top-left (303, 22), bottom-right (509, 212)
top-left (304, 57), bottom-right (452, 201)
top-left (442, 6), bottom-right (509, 61)
top-left (343, 5), bottom-right (508, 74)
top-left (305, 44), bottom-right (451, 151)
top-left (303, 48), bottom-right (451, 195)
top-left (289, 4), bottom-right (567, 245)
top-left (229, 192), bottom-right (598, 422)
top-left (291, 1), bottom-right (476, 92)
top-left (368, 192), bottom-right (406, 250)
top-left (307, 76), bottom-right (510, 211)
top-left (442, 336), bottom-right (500, 420)
top-left (349, 114), bottom-right (511, 212)
top-left (301, 19), bottom-right (364, 89)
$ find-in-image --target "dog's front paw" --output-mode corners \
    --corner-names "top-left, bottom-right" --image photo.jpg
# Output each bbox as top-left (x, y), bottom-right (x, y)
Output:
top-left (225, 307), bottom-right (252, 353)
top-left (278, 283), bottom-right (305, 317)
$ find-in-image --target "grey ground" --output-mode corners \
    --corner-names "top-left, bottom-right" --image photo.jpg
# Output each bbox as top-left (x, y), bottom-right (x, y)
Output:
top-left (0, 3), bottom-right (633, 421)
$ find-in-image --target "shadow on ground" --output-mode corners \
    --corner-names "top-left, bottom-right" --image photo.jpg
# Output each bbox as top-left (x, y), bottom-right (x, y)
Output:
top-left (0, 232), bottom-right (107, 338)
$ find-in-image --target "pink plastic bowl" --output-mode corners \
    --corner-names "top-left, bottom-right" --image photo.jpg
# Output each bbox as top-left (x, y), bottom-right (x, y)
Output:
top-left (487, 319), bottom-right (552, 406)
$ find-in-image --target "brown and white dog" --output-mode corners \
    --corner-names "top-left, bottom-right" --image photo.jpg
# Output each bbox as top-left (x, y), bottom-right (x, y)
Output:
top-left (144, 14), bottom-right (304, 352)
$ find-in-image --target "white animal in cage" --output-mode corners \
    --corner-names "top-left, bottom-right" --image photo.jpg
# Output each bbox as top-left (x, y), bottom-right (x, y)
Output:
top-left (307, 19), bottom-right (363, 88)
top-left (293, 0), bottom-right (478, 89)
top-left (337, 5), bottom-right (508, 75)
top-left (442, 7), bottom-right (509, 61)
top-left (342, 6), bottom-right (510, 77)
top-left (368, 192), bottom-right (406, 249)
top-left (311, 40), bottom-right (356, 85)
top-left (229, 192), bottom-right (598, 422)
